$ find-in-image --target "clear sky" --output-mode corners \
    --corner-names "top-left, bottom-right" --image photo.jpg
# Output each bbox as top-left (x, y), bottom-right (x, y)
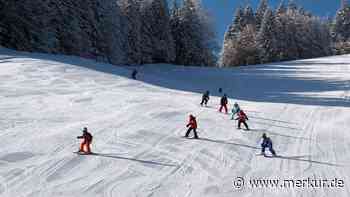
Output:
top-left (200, 0), bottom-right (342, 43)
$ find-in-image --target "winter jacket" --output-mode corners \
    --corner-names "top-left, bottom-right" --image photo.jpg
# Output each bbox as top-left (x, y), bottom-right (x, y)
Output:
top-left (78, 132), bottom-right (93, 142)
top-left (237, 110), bottom-right (248, 121)
top-left (232, 105), bottom-right (241, 114)
top-left (202, 92), bottom-right (210, 101)
top-left (221, 96), bottom-right (228, 106)
top-left (261, 137), bottom-right (273, 148)
top-left (187, 117), bottom-right (198, 129)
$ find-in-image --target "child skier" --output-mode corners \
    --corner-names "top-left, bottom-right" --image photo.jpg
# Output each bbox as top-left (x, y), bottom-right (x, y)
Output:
top-left (235, 110), bottom-right (249, 130)
top-left (218, 88), bottom-right (223, 94)
top-left (131, 69), bottom-right (138, 80)
top-left (261, 133), bottom-right (277, 156)
top-left (185, 114), bottom-right (199, 139)
top-left (200, 91), bottom-right (210, 106)
top-left (231, 102), bottom-right (241, 120)
top-left (219, 94), bottom-right (228, 113)
top-left (77, 127), bottom-right (93, 154)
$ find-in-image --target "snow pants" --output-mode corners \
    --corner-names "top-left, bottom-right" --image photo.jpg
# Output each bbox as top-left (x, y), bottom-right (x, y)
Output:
top-left (80, 140), bottom-right (92, 153)
top-left (238, 120), bottom-right (249, 130)
top-left (185, 127), bottom-right (198, 138)
top-left (261, 144), bottom-right (276, 156)
top-left (219, 104), bottom-right (228, 113)
top-left (201, 98), bottom-right (208, 106)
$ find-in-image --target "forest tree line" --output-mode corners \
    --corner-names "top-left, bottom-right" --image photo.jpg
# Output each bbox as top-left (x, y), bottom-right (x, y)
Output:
top-left (0, 0), bottom-right (349, 67)
top-left (221, 0), bottom-right (350, 66)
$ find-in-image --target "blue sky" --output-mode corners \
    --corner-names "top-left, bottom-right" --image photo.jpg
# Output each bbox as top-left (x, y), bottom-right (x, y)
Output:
top-left (200, 0), bottom-right (342, 42)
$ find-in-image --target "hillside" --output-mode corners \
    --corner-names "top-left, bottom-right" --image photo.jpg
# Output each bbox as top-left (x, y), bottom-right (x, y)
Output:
top-left (0, 48), bottom-right (349, 197)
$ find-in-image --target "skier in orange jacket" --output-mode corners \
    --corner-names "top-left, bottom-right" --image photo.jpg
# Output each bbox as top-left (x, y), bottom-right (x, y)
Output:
top-left (77, 127), bottom-right (93, 154)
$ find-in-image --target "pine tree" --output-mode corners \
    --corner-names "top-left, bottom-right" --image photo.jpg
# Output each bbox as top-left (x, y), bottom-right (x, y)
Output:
top-left (235, 25), bottom-right (259, 66)
top-left (274, 1), bottom-right (298, 61)
top-left (140, 0), bottom-right (175, 64)
top-left (0, 0), bottom-right (128, 65)
top-left (119, 0), bottom-right (142, 65)
top-left (257, 9), bottom-right (279, 63)
top-left (276, 1), bottom-right (287, 15)
top-left (94, 0), bottom-right (128, 64)
top-left (243, 5), bottom-right (256, 28)
top-left (171, 0), bottom-right (217, 66)
top-left (256, 0), bottom-right (268, 30)
top-left (333, 0), bottom-right (350, 41)
top-left (294, 13), bottom-right (332, 59)
top-left (0, 0), bottom-right (56, 52)
top-left (287, 0), bottom-right (298, 11)
top-left (225, 7), bottom-right (244, 40)
top-left (219, 38), bottom-right (238, 67)
top-left (220, 5), bottom-right (258, 67)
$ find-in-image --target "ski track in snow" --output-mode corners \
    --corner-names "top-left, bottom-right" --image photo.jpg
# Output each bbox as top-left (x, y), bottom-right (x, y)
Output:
top-left (0, 48), bottom-right (350, 197)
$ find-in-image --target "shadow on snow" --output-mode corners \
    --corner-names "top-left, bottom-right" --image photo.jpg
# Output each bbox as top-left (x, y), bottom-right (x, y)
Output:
top-left (274, 155), bottom-right (341, 167)
top-left (87, 153), bottom-right (179, 167)
top-left (2, 48), bottom-right (350, 108)
top-left (199, 138), bottom-right (341, 167)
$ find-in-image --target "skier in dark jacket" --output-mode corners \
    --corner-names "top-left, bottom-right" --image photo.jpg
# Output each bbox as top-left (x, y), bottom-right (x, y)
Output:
top-left (185, 115), bottom-right (199, 139)
top-left (261, 133), bottom-right (276, 156)
top-left (235, 110), bottom-right (249, 130)
top-left (218, 88), bottom-right (223, 94)
top-left (131, 69), bottom-right (138, 80)
top-left (200, 91), bottom-right (210, 106)
top-left (77, 127), bottom-right (93, 154)
top-left (219, 94), bottom-right (228, 113)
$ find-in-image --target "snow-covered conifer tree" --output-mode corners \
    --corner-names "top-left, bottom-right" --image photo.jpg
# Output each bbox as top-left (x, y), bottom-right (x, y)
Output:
top-left (257, 9), bottom-right (279, 63)
top-left (170, 0), bottom-right (217, 66)
top-left (140, 0), bottom-right (175, 64)
top-left (119, 0), bottom-right (142, 65)
top-left (256, 0), bottom-right (268, 30)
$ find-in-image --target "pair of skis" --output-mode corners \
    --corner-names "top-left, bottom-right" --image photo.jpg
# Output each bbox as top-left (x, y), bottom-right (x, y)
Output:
top-left (256, 153), bottom-right (278, 157)
top-left (74, 151), bottom-right (96, 155)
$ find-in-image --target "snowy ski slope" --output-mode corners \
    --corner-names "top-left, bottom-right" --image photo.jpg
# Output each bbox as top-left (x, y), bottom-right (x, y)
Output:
top-left (0, 48), bottom-right (350, 197)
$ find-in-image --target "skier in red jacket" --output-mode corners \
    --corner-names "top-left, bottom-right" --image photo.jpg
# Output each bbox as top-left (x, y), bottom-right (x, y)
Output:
top-left (77, 127), bottom-right (93, 154)
top-left (185, 115), bottom-right (199, 139)
top-left (235, 110), bottom-right (249, 130)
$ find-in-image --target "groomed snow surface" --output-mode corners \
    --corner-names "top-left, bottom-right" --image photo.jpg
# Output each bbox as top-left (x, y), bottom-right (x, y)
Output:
top-left (0, 48), bottom-right (349, 197)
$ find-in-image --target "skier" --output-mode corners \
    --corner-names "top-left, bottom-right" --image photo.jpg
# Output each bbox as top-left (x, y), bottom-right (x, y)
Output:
top-left (231, 102), bottom-right (241, 120)
top-left (261, 133), bottom-right (277, 156)
top-left (77, 127), bottom-right (93, 154)
top-left (185, 114), bottom-right (199, 139)
top-left (235, 110), bottom-right (249, 130)
top-left (218, 88), bottom-right (223, 94)
top-left (219, 94), bottom-right (228, 113)
top-left (200, 90), bottom-right (210, 106)
top-left (131, 69), bottom-right (138, 80)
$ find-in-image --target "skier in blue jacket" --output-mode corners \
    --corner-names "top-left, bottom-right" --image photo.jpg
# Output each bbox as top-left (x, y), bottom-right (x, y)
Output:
top-left (261, 133), bottom-right (276, 156)
top-left (231, 102), bottom-right (241, 120)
